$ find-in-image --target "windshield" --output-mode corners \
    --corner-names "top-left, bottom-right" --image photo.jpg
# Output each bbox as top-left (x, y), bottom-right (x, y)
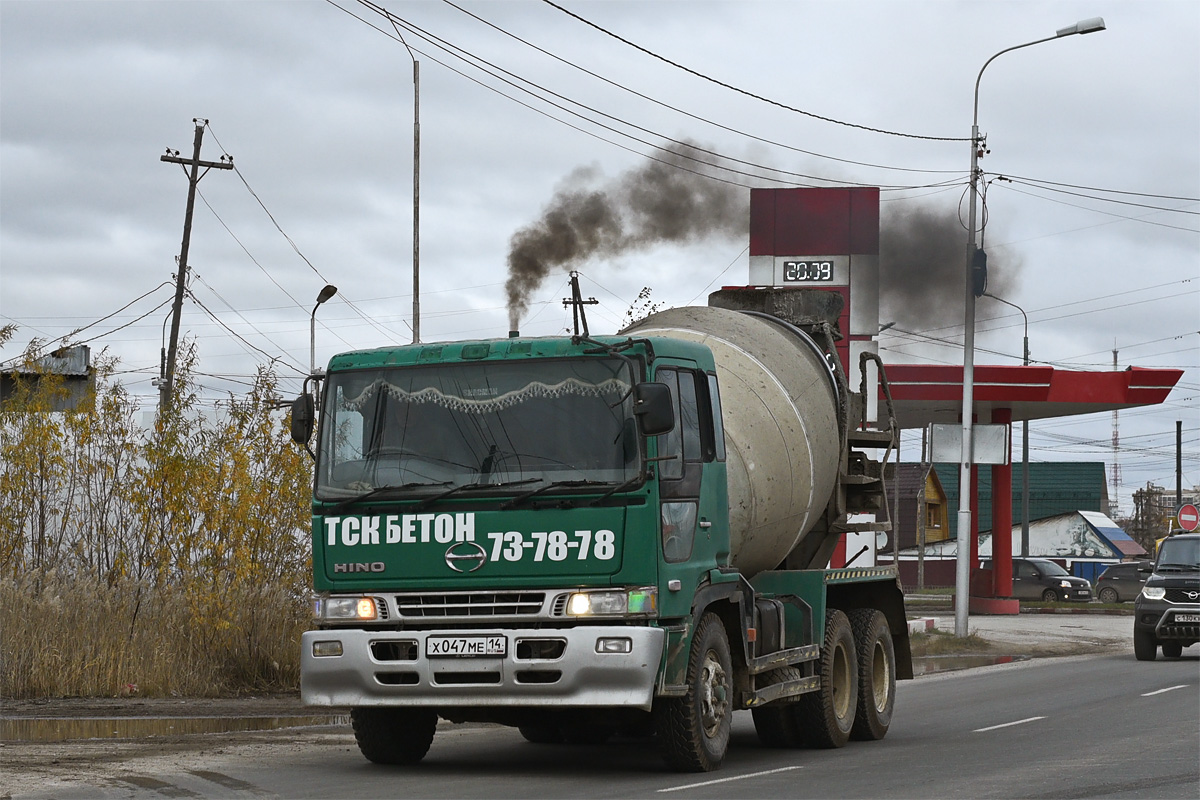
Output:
top-left (1030, 559), bottom-right (1069, 577)
top-left (315, 357), bottom-right (639, 499)
top-left (1157, 537), bottom-right (1200, 570)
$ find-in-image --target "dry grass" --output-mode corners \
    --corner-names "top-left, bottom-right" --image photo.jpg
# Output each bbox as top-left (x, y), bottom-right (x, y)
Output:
top-left (908, 628), bottom-right (996, 657)
top-left (0, 573), bottom-right (309, 699)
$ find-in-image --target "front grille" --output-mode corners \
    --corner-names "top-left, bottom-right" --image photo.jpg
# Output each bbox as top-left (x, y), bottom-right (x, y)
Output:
top-left (394, 592), bottom-right (548, 619)
top-left (1165, 588), bottom-right (1200, 604)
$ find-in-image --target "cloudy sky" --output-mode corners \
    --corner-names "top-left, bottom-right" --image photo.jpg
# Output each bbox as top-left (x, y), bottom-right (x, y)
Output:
top-left (2, 0), bottom-right (1197, 515)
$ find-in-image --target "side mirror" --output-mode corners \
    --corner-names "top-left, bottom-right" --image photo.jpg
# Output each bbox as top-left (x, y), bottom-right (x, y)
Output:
top-left (290, 393), bottom-right (315, 444)
top-left (633, 382), bottom-right (674, 437)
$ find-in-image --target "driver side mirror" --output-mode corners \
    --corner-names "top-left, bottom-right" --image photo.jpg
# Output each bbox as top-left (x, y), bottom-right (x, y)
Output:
top-left (633, 382), bottom-right (674, 437)
top-left (290, 393), bottom-right (315, 444)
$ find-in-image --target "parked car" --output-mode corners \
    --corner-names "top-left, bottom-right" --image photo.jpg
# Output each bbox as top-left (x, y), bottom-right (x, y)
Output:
top-left (1134, 533), bottom-right (1200, 661)
top-left (1094, 561), bottom-right (1151, 603)
top-left (982, 557), bottom-right (1092, 602)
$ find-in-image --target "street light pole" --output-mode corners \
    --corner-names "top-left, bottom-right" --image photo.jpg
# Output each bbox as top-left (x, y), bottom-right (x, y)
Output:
top-left (310, 284), bottom-right (338, 375)
top-left (388, 19), bottom-right (421, 344)
top-left (984, 292), bottom-right (1031, 557)
top-left (955, 17), bottom-right (1106, 637)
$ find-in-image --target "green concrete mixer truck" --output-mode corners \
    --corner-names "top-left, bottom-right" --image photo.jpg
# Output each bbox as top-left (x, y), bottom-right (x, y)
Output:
top-left (289, 289), bottom-right (910, 772)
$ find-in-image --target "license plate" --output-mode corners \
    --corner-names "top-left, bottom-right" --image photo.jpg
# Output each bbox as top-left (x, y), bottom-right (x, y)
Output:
top-left (1175, 613), bottom-right (1200, 623)
top-left (427, 635), bottom-right (506, 657)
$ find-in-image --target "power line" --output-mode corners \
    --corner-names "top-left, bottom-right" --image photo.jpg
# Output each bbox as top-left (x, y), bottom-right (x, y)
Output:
top-left (346, 1), bottom-right (966, 193)
top-left (202, 121), bottom-right (406, 344)
top-left (441, 0), bottom-right (963, 177)
top-left (540, 0), bottom-right (967, 142)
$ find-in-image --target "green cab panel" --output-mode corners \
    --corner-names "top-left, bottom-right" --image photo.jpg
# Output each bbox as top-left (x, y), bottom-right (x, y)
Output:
top-left (314, 505), bottom-right (655, 591)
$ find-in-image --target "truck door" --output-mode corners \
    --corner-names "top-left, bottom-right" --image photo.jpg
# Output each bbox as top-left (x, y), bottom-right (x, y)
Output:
top-left (656, 367), bottom-right (729, 617)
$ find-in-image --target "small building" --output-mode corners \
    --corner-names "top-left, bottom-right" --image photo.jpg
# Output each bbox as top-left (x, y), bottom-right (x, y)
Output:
top-left (0, 345), bottom-right (94, 412)
top-left (932, 461), bottom-right (1111, 539)
top-left (893, 509), bottom-right (1146, 586)
top-left (882, 463), bottom-right (950, 553)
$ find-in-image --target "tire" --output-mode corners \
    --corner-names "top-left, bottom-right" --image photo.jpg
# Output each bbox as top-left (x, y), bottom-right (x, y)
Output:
top-left (1041, 589), bottom-right (1059, 603)
top-left (1134, 626), bottom-right (1157, 661)
top-left (518, 724), bottom-right (563, 744)
top-left (1098, 587), bottom-right (1119, 604)
top-left (351, 707), bottom-right (437, 765)
top-left (1161, 641), bottom-right (1183, 658)
top-left (751, 667), bottom-right (805, 748)
top-left (793, 609), bottom-right (858, 749)
top-left (848, 609), bottom-right (896, 741)
top-left (654, 613), bottom-right (733, 772)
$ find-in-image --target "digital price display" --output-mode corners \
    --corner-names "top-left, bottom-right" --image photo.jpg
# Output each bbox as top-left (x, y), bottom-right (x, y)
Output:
top-left (783, 260), bottom-right (835, 282)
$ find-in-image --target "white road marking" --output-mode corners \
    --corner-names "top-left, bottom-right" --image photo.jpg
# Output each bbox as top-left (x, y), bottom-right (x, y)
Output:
top-left (658, 766), bottom-right (803, 793)
top-left (1142, 684), bottom-right (1189, 696)
top-left (974, 716), bottom-right (1046, 733)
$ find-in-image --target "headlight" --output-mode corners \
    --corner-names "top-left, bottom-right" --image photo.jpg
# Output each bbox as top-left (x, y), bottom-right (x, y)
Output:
top-left (1059, 580), bottom-right (1072, 588)
top-left (1141, 586), bottom-right (1166, 601)
top-left (316, 596), bottom-right (378, 620)
top-left (566, 588), bottom-right (657, 618)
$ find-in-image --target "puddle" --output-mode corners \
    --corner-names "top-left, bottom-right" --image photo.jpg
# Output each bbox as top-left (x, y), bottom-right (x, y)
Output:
top-left (0, 714), bottom-right (350, 742)
top-left (913, 654), bottom-right (1031, 675)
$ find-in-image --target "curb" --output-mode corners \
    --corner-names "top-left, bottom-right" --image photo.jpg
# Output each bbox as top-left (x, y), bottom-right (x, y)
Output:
top-left (907, 617), bottom-right (936, 634)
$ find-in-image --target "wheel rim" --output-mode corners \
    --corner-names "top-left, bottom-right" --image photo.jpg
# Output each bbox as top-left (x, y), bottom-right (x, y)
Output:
top-left (870, 640), bottom-right (891, 712)
top-left (699, 649), bottom-right (729, 738)
top-left (831, 640), bottom-right (852, 719)
top-left (1100, 589), bottom-right (1117, 603)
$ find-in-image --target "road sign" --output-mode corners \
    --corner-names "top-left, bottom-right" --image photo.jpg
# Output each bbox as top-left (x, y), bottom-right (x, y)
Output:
top-left (1178, 503), bottom-right (1200, 532)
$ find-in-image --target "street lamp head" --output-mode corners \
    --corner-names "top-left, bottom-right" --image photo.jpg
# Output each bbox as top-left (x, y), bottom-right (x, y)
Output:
top-left (1057, 17), bottom-right (1106, 37)
top-left (316, 284), bottom-right (338, 305)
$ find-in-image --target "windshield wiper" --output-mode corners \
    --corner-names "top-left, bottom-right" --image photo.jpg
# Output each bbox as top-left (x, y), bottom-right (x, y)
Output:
top-left (562, 474), bottom-right (644, 508)
top-left (412, 478), bottom-right (541, 511)
top-left (500, 479), bottom-right (610, 510)
top-left (328, 481), bottom-right (451, 515)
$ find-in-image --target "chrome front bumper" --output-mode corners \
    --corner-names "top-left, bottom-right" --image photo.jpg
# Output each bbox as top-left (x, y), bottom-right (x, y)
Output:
top-left (301, 626), bottom-right (665, 710)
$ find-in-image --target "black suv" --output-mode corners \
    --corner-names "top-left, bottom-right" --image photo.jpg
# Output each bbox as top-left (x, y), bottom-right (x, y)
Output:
top-left (1133, 533), bottom-right (1200, 661)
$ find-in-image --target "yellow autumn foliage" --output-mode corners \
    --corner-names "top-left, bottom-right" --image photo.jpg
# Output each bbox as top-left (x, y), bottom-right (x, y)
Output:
top-left (0, 344), bottom-right (312, 698)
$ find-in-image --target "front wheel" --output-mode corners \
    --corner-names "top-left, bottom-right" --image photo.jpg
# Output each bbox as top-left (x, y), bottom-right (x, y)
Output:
top-left (655, 613), bottom-right (733, 772)
top-left (848, 609), bottom-right (896, 741)
top-left (1133, 626), bottom-right (1157, 661)
top-left (351, 708), bottom-right (437, 765)
top-left (1041, 589), bottom-right (1059, 603)
top-left (1161, 641), bottom-right (1184, 658)
top-left (794, 609), bottom-right (858, 749)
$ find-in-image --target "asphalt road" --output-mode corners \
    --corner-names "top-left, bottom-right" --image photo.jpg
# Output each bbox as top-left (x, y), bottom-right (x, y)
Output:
top-left (5, 645), bottom-right (1197, 799)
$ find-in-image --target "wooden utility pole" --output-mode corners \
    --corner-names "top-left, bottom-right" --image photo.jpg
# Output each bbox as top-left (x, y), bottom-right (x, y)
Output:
top-left (158, 119), bottom-right (232, 410)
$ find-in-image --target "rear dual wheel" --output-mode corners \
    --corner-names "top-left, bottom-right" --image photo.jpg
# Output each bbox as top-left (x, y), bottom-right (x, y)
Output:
top-left (847, 608), bottom-right (896, 741)
top-left (793, 609), bottom-right (859, 749)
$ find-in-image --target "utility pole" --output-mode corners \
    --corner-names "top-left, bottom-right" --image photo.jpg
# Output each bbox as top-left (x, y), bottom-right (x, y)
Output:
top-left (158, 119), bottom-right (232, 411)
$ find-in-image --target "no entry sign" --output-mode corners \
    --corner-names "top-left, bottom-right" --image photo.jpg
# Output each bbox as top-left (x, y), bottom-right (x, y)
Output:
top-left (1179, 503), bottom-right (1200, 532)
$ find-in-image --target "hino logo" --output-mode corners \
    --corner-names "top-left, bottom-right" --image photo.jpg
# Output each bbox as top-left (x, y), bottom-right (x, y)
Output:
top-left (333, 562), bottom-right (386, 573)
top-left (445, 541), bottom-right (487, 573)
